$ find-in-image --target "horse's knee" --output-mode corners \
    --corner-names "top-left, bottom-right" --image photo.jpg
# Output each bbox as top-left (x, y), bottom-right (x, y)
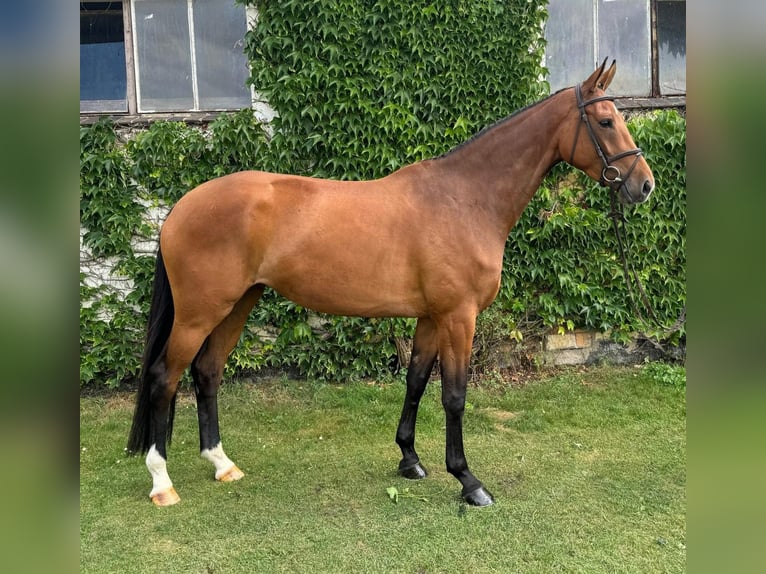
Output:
top-left (441, 390), bottom-right (466, 416)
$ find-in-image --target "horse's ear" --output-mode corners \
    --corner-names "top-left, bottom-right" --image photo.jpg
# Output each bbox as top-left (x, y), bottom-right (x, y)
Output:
top-left (598, 60), bottom-right (617, 91)
top-left (582, 58), bottom-right (609, 94)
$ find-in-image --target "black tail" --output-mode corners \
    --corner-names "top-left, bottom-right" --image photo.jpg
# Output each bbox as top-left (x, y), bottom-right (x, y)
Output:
top-left (127, 248), bottom-right (176, 455)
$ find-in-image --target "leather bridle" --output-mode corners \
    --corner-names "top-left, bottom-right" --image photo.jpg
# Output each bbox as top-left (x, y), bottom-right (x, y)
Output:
top-left (566, 83), bottom-right (685, 350)
top-left (568, 83), bottom-right (643, 200)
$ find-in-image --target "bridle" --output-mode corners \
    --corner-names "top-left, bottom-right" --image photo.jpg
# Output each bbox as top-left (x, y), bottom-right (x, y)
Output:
top-left (569, 83), bottom-right (649, 322)
top-left (568, 83), bottom-right (643, 200)
top-left (568, 83), bottom-right (685, 348)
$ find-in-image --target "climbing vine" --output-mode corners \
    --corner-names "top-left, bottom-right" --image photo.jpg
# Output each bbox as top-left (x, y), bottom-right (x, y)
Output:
top-left (79, 0), bottom-right (685, 388)
top-left (501, 110), bottom-right (686, 343)
top-left (244, 0), bottom-right (549, 178)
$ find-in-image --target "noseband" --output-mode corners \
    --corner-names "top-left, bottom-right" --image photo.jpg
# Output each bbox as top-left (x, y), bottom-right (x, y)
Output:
top-left (568, 83), bottom-right (643, 198)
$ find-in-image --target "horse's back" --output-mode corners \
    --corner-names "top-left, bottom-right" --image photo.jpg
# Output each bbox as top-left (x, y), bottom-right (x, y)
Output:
top-left (158, 170), bottom-right (431, 317)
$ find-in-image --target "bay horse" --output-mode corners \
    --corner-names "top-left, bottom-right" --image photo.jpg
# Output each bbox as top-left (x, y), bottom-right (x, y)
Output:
top-left (128, 60), bottom-right (654, 507)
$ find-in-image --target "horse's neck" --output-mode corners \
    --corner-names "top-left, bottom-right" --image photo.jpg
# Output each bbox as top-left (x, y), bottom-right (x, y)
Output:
top-left (432, 96), bottom-right (566, 236)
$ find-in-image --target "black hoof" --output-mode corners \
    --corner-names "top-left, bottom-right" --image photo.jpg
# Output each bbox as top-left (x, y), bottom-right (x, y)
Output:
top-left (462, 486), bottom-right (495, 507)
top-left (398, 461), bottom-right (428, 480)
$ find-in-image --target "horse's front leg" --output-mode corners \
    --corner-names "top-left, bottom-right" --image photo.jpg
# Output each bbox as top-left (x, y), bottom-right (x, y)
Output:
top-left (437, 312), bottom-right (495, 506)
top-left (396, 317), bottom-right (438, 479)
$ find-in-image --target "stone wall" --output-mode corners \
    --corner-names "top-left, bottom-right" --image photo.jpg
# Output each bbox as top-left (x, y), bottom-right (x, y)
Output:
top-left (80, 202), bottom-right (169, 299)
top-left (542, 329), bottom-right (681, 366)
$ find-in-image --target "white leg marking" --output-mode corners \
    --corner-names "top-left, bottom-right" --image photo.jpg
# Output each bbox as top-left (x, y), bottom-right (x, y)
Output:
top-left (201, 442), bottom-right (238, 479)
top-left (146, 444), bottom-right (173, 498)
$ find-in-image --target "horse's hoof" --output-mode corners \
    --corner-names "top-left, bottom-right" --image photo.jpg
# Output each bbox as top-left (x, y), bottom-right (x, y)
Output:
top-left (216, 464), bottom-right (245, 482)
top-left (151, 487), bottom-right (180, 506)
top-left (398, 461), bottom-right (428, 480)
top-left (462, 486), bottom-right (495, 507)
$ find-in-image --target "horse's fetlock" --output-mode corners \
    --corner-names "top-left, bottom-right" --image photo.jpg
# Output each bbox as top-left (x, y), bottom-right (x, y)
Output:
top-left (396, 430), bottom-right (414, 448)
top-left (446, 459), bottom-right (469, 478)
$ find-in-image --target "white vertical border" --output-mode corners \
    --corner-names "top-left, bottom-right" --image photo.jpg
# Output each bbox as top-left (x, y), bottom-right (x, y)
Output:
top-left (130, 0), bottom-right (144, 112)
top-left (245, 2), bottom-right (259, 109)
top-left (245, 2), bottom-right (277, 130)
top-left (644, 0), bottom-right (652, 96)
top-left (593, 0), bottom-right (600, 68)
top-left (122, 0), bottom-right (137, 113)
top-left (187, 0), bottom-right (199, 110)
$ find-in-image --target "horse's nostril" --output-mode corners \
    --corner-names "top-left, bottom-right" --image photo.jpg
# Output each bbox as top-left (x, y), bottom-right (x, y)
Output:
top-left (642, 180), bottom-right (654, 198)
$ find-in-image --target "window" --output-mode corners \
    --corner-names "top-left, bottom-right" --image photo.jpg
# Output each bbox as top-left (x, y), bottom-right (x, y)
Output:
top-left (80, 0), bottom-right (251, 114)
top-left (656, 1), bottom-right (685, 95)
top-left (81, 2), bottom-right (128, 112)
top-left (544, 0), bottom-right (686, 98)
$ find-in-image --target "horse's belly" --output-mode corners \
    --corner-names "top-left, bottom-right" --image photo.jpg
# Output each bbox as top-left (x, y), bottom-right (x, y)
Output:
top-left (266, 277), bottom-right (425, 318)
top-left (256, 220), bottom-right (425, 317)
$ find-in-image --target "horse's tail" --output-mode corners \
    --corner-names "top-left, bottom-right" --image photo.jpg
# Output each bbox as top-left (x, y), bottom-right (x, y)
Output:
top-left (127, 247), bottom-right (176, 455)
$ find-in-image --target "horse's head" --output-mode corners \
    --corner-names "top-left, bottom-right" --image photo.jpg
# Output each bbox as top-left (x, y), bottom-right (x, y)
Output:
top-left (562, 59), bottom-right (654, 204)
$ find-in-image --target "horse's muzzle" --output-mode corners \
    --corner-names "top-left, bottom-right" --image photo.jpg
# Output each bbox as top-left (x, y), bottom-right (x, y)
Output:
top-left (620, 178), bottom-right (654, 204)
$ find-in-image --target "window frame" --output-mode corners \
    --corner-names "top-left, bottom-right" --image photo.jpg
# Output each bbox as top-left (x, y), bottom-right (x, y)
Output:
top-left (80, 0), bottom-right (256, 119)
top-left (79, 1), bottom-right (135, 114)
top-left (651, 0), bottom-right (686, 98)
top-left (544, 0), bottom-right (685, 105)
top-left (124, 1), bottom-right (137, 114)
top-left (81, 0), bottom-right (684, 123)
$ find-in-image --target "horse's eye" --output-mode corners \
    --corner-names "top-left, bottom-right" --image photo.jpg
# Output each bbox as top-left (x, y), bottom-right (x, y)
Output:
top-left (599, 119), bottom-right (614, 129)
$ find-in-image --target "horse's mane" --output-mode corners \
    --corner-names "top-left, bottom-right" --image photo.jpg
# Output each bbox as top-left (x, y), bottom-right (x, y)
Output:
top-left (436, 87), bottom-right (569, 160)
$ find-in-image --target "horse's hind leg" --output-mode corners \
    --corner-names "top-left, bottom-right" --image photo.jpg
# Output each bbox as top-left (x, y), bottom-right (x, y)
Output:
top-left (146, 322), bottom-right (216, 506)
top-left (193, 285), bottom-right (264, 482)
top-left (396, 317), bottom-right (438, 479)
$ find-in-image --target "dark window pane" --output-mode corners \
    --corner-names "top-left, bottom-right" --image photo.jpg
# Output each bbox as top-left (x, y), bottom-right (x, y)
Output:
top-left (657, 1), bottom-right (686, 95)
top-left (80, 2), bottom-right (127, 112)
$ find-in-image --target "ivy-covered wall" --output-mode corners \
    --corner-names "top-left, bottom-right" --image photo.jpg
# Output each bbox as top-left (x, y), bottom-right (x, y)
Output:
top-left (80, 0), bottom-right (685, 388)
top-left (244, 0), bottom-right (549, 178)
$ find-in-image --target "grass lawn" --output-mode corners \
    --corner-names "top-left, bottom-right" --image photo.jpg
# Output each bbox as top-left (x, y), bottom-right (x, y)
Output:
top-left (80, 365), bottom-right (685, 573)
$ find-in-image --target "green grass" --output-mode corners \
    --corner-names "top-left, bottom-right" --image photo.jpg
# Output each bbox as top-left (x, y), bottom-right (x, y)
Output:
top-left (80, 365), bottom-right (685, 573)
